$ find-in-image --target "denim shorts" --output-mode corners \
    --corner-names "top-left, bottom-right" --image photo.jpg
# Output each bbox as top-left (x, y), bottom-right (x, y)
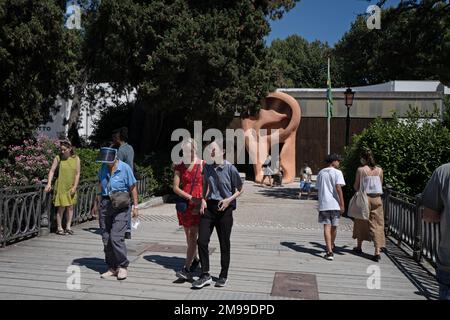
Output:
top-left (318, 210), bottom-right (340, 226)
top-left (300, 181), bottom-right (312, 192)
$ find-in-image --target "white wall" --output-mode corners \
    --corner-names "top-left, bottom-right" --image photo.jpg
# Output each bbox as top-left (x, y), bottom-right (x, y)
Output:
top-left (37, 84), bottom-right (137, 141)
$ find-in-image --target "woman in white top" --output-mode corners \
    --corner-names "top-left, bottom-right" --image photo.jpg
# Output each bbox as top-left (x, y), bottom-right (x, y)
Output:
top-left (352, 150), bottom-right (385, 262)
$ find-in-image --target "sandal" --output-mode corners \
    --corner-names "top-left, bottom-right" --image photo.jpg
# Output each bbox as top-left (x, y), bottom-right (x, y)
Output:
top-left (56, 230), bottom-right (65, 235)
top-left (65, 229), bottom-right (74, 235)
top-left (353, 247), bottom-right (363, 254)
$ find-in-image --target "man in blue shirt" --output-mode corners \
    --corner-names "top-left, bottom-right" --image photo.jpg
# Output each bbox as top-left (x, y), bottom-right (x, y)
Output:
top-left (112, 127), bottom-right (135, 239)
top-left (94, 147), bottom-right (138, 281)
top-left (193, 141), bottom-right (243, 289)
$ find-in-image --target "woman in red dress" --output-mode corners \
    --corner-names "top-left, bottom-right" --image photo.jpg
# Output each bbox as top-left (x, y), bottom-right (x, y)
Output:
top-left (172, 138), bottom-right (205, 280)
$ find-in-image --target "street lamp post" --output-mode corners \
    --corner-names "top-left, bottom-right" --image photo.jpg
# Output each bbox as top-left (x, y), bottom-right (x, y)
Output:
top-left (344, 87), bottom-right (355, 147)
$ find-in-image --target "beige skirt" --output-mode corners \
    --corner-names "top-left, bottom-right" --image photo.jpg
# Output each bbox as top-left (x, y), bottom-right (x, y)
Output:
top-left (352, 195), bottom-right (386, 248)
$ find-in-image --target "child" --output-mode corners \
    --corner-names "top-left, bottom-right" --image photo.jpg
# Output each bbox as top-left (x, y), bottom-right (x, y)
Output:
top-left (299, 162), bottom-right (313, 199)
top-left (316, 154), bottom-right (346, 260)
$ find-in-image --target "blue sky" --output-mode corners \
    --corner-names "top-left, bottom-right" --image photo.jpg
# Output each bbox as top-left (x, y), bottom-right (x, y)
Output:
top-left (266, 0), bottom-right (400, 47)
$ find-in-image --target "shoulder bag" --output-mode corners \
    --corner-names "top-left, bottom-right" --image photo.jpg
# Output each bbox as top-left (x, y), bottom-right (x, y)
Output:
top-left (347, 170), bottom-right (370, 220)
top-left (176, 163), bottom-right (200, 214)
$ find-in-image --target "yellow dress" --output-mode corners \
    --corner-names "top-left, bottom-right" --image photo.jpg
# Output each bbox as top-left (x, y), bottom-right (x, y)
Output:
top-left (53, 155), bottom-right (79, 207)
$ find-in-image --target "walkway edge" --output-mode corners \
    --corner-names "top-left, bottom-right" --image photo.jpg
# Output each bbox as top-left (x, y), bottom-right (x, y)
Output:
top-left (137, 196), bottom-right (167, 210)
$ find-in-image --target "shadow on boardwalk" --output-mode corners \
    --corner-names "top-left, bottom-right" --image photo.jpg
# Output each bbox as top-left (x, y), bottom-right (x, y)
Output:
top-left (143, 255), bottom-right (185, 272)
top-left (280, 241), bottom-right (375, 260)
top-left (384, 239), bottom-right (440, 300)
top-left (256, 185), bottom-right (318, 201)
top-left (72, 257), bottom-right (107, 274)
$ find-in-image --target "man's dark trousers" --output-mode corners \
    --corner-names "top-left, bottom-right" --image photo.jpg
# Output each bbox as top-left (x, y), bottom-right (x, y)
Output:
top-left (198, 200), bottom-right (233, 279)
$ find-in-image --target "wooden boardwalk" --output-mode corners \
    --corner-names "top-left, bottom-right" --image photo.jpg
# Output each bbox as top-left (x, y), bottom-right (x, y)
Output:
top-left (0, 182), bottom-right (439, 300)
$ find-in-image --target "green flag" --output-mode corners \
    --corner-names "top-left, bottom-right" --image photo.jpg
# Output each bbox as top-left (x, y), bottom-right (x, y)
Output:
top-left (327, 58), bottom-right (333, 118)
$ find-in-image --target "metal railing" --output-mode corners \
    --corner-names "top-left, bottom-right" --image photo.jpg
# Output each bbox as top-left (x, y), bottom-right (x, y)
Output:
top-left (383, 189), bottom-right (441, 267)
top-left (136, 174), bottom-right (152, 200)
top-left (0, 174), bottom-right (150, 247)
top-left (0, 185), bottom-right (44, 247)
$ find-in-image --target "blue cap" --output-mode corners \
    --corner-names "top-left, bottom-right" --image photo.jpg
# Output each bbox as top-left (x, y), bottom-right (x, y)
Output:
top-left (96, 147), bottom-right (117, 163)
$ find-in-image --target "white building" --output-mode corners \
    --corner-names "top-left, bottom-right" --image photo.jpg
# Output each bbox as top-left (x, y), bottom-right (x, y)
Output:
top-left (36, 84), bottom-right (137, 141)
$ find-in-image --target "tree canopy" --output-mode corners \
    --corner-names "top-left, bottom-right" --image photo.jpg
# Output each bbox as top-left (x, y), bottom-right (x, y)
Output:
top-left (334, 3), bottom-right (450, 87)
top-left (0, 0), bottom-right (78, 153)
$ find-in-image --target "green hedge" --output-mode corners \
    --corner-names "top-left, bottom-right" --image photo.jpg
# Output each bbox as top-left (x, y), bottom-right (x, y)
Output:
top-left (76, 148), bottom-right (102, 181)
top-left (342, 109), bottom-right (450, 197)
top-left (135, 151), bottom-right (173, 196)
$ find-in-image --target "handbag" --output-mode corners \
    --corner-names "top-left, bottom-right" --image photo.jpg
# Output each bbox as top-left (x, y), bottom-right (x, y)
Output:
top-left (348, 171), bottom-right (370, 220)
top-left (107, 175), bottom-right (131, 210)
top-left (175, 163), bottom-right (200, 213)
top-left (110, 191), bottom-right (131, 210)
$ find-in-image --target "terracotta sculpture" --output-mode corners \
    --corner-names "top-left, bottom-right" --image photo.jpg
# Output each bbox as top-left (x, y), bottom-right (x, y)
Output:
top-left (241, 91), bottom-right (301, 184)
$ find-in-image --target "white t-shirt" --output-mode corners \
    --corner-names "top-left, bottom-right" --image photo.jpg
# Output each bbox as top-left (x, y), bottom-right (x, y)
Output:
top-left (301, 166), bottom-right (313, 182)
top-left (317, 167), bottom-right (346, 211)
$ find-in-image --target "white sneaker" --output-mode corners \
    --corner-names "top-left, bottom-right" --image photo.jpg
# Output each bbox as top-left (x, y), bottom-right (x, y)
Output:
top-left (117, 267), bottom-right (128, 280)
top-left (324, 252), bottom-right (334, 261)
top-left (100, 268), bottom-right (118, 278)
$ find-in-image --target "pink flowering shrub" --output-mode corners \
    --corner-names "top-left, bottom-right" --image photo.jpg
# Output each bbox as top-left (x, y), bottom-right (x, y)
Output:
top-left (0, 135), bottom-right (59, 187)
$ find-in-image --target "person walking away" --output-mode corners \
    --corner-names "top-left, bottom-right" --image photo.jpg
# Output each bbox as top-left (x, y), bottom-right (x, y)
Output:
top-left (172, 138), bottom-right (203, 280)
top-left (352, 150), bottom-right (385, 262)
top-left (193, 141), bottom-right (243, 288)
top-left (261, 155), bottom-right (273, 187)
top-left (45, 140), bottom-right (80, 235)
top-left (316, 154), bottom-right (345, 261)
top-left (94, 147), bottom-right (138, 280)
top-left (112, 127), bottom-right (135, 240)
top-left (422, 163), bottom-right (450, 300)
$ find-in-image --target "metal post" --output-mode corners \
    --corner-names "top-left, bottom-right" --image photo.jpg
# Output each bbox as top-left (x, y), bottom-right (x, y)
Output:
top-left (0, 193), bottom-right (4, 248)
top-left (39, 185), bottom-right (50, 236)
top-left (383, 188), bottom-right (390, 237)
top-left (345, 106), bottom-right (350, 146)
top-left (413, 194), bottom-right (423, 262)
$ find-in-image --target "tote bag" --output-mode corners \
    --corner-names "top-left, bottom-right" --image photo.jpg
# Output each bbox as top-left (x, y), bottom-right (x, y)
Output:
top-left (348, 172), bottom-right (370, 220)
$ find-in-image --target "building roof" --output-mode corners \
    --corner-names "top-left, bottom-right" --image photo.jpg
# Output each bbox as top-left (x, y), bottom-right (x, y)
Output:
top-left (277, 80), bottom-right (450, 95)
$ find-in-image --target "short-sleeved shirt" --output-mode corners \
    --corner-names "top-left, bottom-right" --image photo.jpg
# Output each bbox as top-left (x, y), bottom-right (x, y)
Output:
top-left (422, 163), bottom-right (450, 272)
top-left (301, 167), bottom-right (313, 182)
top-left (204, 160), bottom-right (243, 210)
top-left (317, 166), bottom-right (346, 211)
top-left (98, 160), bottom-right (137, 196)
top-left (116, 143), bottom-right (134, 170)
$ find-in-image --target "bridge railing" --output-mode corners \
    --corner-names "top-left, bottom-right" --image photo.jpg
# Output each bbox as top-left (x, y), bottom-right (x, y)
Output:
top-left (383, 188), bottom-right (441, 267)
top-left (0, 174), bottom-right (151, 247)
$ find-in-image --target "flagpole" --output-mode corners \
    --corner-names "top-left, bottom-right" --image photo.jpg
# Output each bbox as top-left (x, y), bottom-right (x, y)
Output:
top-left (327, 57), bottom-right (331, 155)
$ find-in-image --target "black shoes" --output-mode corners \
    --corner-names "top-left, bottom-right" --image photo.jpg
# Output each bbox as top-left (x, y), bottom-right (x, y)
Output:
top-left (125, 231), bottom-right (131, 239)
top-left (372, 254), bottom-right (381, 262)
top-left (353, 247), bottom-right (363, 254)
top-left (189, 258), bottom-right (200, 273)
top-left (215, 277), bottom-right (228, 287)
top-left (192, 274), bottom-right (213, 288)
top-left (176, 267), bottom-right (192, 281)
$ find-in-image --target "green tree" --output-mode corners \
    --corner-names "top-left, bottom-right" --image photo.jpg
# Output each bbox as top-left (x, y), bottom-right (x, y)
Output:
top-left (342, 109), bottom-right (450, 196)
top-left (268, 35), bottom-right (333, 88)
top-left (0, 0), bottom-right (78, 153)
top-left (87, 0), bottom-right (299, 153)
top-left (334, 3), bottom-right (450, 87)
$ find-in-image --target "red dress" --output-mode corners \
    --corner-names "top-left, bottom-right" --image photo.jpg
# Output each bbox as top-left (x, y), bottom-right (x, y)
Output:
top-left (174, 161), bottom-right (204, 227)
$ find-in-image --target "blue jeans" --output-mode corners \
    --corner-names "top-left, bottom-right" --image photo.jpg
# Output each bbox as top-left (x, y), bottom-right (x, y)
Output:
top-left (437, 268), bottom-right (450, 300)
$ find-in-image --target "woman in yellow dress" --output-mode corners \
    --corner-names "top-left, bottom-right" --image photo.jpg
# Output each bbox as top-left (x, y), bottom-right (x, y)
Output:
top-left (45, 140), bottom-right (81, 235)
